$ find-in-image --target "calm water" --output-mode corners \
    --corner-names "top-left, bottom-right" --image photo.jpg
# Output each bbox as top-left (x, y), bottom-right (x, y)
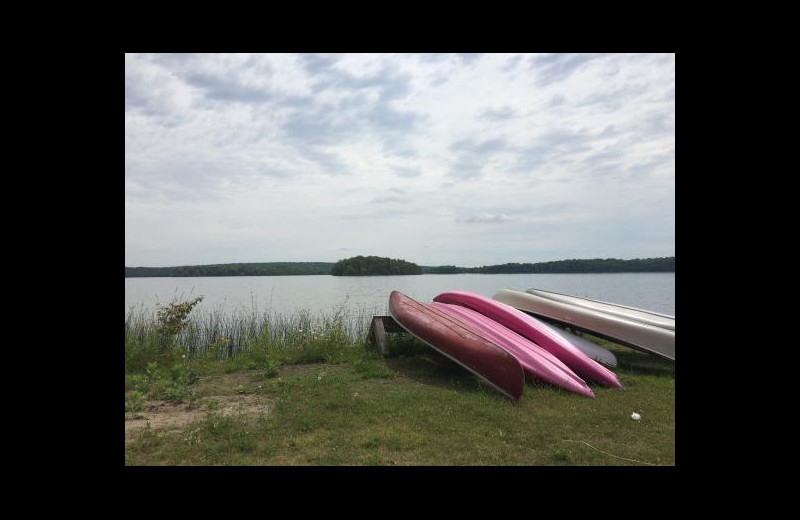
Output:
top-left (125, 273), bottom-right (675, 317)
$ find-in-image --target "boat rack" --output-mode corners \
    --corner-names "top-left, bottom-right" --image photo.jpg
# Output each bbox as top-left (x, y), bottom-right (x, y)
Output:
top-left (366, 315), bottom-right (404, 356)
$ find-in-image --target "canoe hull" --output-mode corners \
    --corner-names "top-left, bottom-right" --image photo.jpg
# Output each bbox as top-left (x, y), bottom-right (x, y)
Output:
top-left (433, 291), bottom-right (621, 388)
top-left (494, 289), bottom-right (675, 362)
top-left (542, 321), bottom-right (618, 367)
top-left (526, 288), bottom-right (675, 331)
top-left (431, 302), bottom-right (594, 397)
top-left (388, 291), bottom-right (525, 401)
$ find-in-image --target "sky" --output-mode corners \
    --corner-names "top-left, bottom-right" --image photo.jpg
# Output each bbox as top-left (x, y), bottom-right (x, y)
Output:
top-left (125, 53), bottom-right (675, 268)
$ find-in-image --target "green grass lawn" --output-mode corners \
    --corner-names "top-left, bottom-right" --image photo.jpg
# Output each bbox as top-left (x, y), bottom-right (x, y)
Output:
top-left (124, 333), bottom-right (675, 466)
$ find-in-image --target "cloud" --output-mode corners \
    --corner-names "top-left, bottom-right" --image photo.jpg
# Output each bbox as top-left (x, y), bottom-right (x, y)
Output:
top-left (366, 101), bottom-right (420, 131)
top-left (392, 166), bottom-right (422, 178)
top-left (450, 137), bottom-right (508, 155)
top-left (417, 53), bottom-right (481, 65)
top-left (447, 137), bottom-right (510, 179)
top-left (624, 152), bottom-right (674, 179)
top-left (576, 83), bottom-right (650, 112)
top-left (295, 145), bottom-right (350, 175)
top-left (278, 56), bottom-right (425, 167)
top-left (183, 71), bottom-right (272, 103)
top-left (456, 53), bottom-right (482, 65)
top-left (508, 128), bottom-right (598, 176)
top-left (479, 105), bottom-right (516, 121)
top-left (299, 53), bottom-right (343, 76)
top-left (281, 102), bottom-right (360, 146)
top-left (510, 144), bottom-right (551, 174)
top-left (125, 151), bottom-right (291, 205)
top-left (528, 53), bottom-right (610, 86)
top-left (499, 54), bottom-right (525, 73)
top-left (125, 54), bottom-right (195, 120)
top-left (371, 195), bottom-right (406, 204)
top-left (125, 53), bottom-right (675, 266)
top-left (457, 213), bottom-right (517, 224)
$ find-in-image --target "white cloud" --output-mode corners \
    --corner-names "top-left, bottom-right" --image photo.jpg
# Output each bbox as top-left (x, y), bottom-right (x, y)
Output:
top-left (125, 53), bottom-right (675, 267)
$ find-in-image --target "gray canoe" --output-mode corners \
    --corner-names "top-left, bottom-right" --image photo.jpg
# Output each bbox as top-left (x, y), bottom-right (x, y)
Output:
top-left (492, 288), bottom-right (675, 362)
top-left (526, 288), bottom-right (675, 331)
top-left (545, 323), bottom-right (618, 367)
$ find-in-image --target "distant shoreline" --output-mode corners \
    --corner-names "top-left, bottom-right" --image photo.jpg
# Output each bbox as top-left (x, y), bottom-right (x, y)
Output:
top-left (125, 257), bottom-right (675, 278)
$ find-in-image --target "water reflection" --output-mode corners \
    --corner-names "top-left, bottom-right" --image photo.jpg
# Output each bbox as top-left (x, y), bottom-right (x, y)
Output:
top-left (125, 272), bottom-right (675, 317)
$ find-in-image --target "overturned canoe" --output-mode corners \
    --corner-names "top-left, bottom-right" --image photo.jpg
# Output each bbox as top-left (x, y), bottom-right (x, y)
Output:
top-left (433, 291), bottom-right (622, 388)
top-left (526, 288), bottom-right (675, 331)
top-left (431, 302), bottom-right (594, 397)
top-left (544, 323), bottom-right (618, 367)
top-left (388, 291), bottom-right (525, 401)
top-left (494, 288), bottom-right (675, 362)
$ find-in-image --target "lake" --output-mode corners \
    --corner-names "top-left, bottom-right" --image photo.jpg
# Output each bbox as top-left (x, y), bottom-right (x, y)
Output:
top-left (125, 272), bottom-right (675, 318)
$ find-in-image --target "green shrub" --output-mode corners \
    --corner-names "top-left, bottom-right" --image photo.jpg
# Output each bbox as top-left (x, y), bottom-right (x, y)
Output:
top-left (125, 390), bottom-right (144, 413)
top-left (155, 296), bottom-right (204, 339)
top-left (125, 296), bottom-right (204, 372)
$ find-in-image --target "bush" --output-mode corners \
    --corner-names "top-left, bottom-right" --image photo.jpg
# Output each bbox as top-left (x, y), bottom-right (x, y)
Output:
top-left (125, 391), bottom-right (144, 413)
top-left (125, 296), bottom-right (204, 373)
top-left (155, 296), bottom-right (204, 346)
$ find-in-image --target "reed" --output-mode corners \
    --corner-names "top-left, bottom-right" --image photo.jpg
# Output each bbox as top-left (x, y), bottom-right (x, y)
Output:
top-left (125, 298), bottom-right (384, 372)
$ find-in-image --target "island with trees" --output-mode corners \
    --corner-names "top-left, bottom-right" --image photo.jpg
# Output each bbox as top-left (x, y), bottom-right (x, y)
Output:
top-left (330, 256), bottom-right (422, 276)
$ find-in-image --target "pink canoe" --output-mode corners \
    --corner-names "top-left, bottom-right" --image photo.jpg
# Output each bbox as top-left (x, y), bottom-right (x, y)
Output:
top-left (431, 302), bottom-right (594, 397)
top-left (433, 291), bottom-right (622, 389)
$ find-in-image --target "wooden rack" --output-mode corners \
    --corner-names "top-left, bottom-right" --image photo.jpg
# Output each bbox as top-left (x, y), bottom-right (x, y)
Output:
top-left (365, 315), bottom-right (404, 356)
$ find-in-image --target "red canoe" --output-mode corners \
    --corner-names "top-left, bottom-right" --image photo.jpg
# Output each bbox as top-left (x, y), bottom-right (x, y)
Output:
top-left (389, 291), bottom-right (525, 401)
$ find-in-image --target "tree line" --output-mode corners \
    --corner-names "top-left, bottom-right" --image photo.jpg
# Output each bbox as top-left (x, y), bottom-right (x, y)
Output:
top-left (125, 257), bottom-right (674, 277)
top-left (423, 257), bottom-right (675, 274)
top-left (125, 262), bottom-right (335, 277)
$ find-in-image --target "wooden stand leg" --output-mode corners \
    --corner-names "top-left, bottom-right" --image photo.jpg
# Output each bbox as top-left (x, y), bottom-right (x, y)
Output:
top-left (376, 316), bottom-right (389, 355)
top-left (367, 315), bottom-right (403, 356)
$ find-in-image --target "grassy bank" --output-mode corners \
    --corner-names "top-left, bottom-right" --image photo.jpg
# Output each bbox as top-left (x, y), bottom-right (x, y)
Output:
top-left (124, 299), bottom-right (675, 466)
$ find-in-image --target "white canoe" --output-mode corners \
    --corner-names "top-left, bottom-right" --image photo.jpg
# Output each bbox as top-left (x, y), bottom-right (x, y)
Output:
top-left (493, 288), bottom-right (675, 362)
top-left (526, 288), bottom-right (675, 331)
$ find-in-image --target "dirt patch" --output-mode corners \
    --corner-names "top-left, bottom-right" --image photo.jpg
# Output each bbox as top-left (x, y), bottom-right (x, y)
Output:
top-left (193, 370), bottom-right (262, 396)
top-left (279, 363), bottom-right (326, 375)
top-left (125, 394), bottom-right (274, 443)
top-left (125, 365), bottom-right (332, 444)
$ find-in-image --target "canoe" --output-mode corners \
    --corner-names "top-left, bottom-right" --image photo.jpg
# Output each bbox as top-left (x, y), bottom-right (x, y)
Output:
top-left (388, 291), bottom-right (525, 401)
top-left (433, 291), bottom-right (622, 388)
top-left (431, 302), bottom-right (594, 397)
top-left (542, 322), bottom-right (618, 367)
top-left (526, 288), bottom-right (675, 331)
top-left (494, 288), bottom-right (675, 362)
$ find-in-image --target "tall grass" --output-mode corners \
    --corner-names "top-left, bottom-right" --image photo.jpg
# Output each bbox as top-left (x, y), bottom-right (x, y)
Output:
top-left (125, 298), bottom-right (382, 372)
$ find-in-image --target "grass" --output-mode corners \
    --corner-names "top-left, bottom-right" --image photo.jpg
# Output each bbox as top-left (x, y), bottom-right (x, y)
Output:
top-left (124, 299), bottom-right (675, 466)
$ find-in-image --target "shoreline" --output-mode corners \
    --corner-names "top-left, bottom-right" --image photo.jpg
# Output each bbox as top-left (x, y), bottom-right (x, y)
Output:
top-left (125, 310), bottom-right (675, 466)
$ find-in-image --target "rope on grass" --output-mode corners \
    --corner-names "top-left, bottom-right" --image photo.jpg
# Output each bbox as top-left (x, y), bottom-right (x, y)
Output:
top-left (562, 440), bottom-right (660, 466)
